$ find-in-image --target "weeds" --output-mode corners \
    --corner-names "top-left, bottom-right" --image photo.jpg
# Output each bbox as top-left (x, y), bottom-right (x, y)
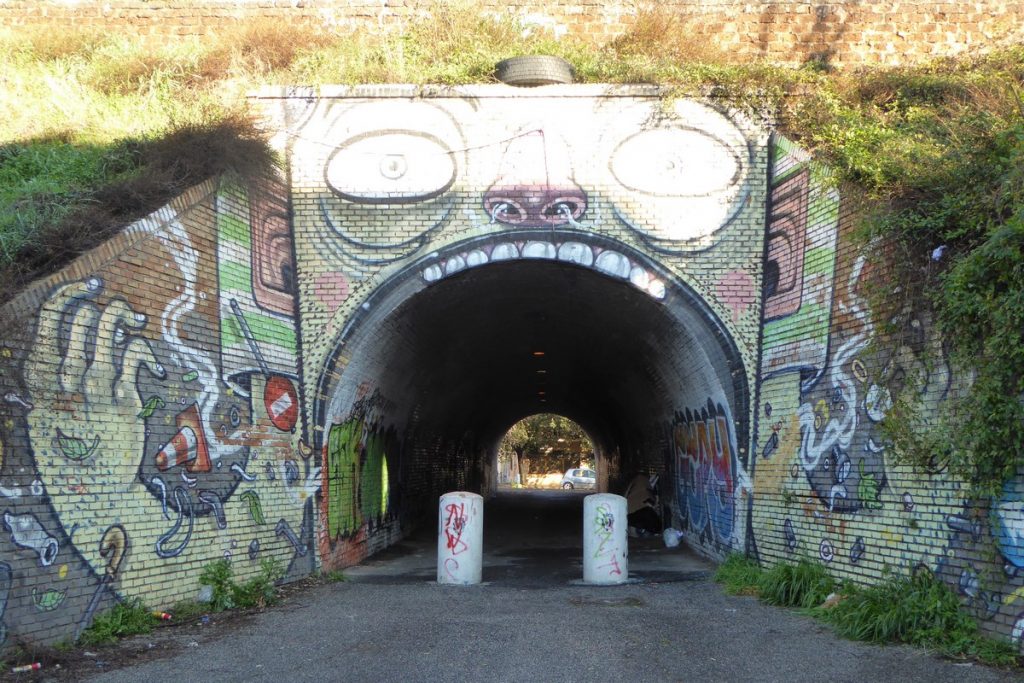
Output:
top-left (759, 559), bottom-right (835, 609)
top-left (77, 599), bottom-right (154, 646)
top-left (168, 600), bottom-right (209, 622)
top-left (199, 557), bottom-right (284, 613)
top-left (321, 570), bottom-right (348, 583)
top-left (0, 112), bottom-right (277, 304)
top-left (715, 555), bottom-right (1021, 668)
top-left (817, 571), bottom-right (1019, 667)
top-left (714, 553), bottom-right (763, 596)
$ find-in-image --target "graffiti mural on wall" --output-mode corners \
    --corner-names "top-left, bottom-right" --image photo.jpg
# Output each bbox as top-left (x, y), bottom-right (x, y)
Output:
top-left (760, 134), bottom-right (839, 390)
top-left (746, 135), bottom-right (1024, 649)
top-left (320, 386), bottom-right (396, 564)
top-left (672, 399), bottom-right (746, 551)
top-left (0, 179), bottom-right (314, 645)
top-left (287, 94), bottom-right (765, 452)
top-left (292, 91), bottom-right (765, 570)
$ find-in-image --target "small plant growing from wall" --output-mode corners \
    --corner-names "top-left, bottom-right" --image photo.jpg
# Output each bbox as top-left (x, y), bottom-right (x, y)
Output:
top-left (77, 599), bottom-right (154, 646)
top-left (199, 558), bottom-right (284, 613)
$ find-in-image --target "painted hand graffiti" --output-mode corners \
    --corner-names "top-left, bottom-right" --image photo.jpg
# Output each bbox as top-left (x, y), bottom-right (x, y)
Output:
top-left (22, 279), bottom-right (163, 574)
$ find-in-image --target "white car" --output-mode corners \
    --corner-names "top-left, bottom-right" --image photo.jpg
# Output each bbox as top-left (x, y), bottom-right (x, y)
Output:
top-left (560, 468), bottom-right (596, 489)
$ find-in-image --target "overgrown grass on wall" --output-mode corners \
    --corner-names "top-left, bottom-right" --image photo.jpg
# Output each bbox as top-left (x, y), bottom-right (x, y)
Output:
top-left (0, 3), bottom-right (1022, 493)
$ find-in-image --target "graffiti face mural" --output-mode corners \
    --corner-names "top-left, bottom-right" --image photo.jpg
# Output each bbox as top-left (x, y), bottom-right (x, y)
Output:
top-left (284, 90), bottom-right (764, 569)
top-left (4, 87), bottom-right (1024, 649)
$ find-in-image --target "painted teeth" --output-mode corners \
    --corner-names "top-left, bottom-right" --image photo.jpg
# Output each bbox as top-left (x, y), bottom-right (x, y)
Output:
top-left (444, 255), bottom-right (466, 276)
top-left (557, 242), bottom-right (593, 266)
top-left (522, 242), bottom-right (556, 259)
top-left (629, 266), bottom-right (649, 289)
top-left (595, 250), bottom-right (630, 279)
top-left (490, 243), bottom-right (519, 261)
top-left (647, 279), bottom-right (666, 299)
top-left (423, 264), bottom-right (443, 282)
top-left (422, 240), bottom-right (665, 300)
top-left (465, 250), bottom-right (488, 267)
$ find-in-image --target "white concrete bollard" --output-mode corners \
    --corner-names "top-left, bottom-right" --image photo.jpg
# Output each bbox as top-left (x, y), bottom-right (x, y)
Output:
top-left (583, 493), bottom-right (629, 584)
top-left (437, 491), bottom-right (484, 585)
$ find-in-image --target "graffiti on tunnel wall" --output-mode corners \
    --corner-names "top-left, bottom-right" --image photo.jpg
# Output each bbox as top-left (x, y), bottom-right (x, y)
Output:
top-left (288, 90), bottom-right (767, 575)
top-left (9, 90), bottom-right (1024, 649)
top-left (0, 179), bottom-right (314, 646)
top-left (322, 387), bottom-right (395, 557)
top-left (751, 134), bottom-right (1024, 648)
top-left (282, 93), bottom-right (766, 456)
top-left (672, 399), bottom-right (747, 551)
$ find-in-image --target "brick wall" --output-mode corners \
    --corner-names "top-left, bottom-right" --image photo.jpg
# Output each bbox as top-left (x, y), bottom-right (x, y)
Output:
top-left (0, 178), bottom-right (316, 647)
top-left (3, 85), bottom-right (1024, 650)
top-left (1, 1), bottom-right (1022, 67)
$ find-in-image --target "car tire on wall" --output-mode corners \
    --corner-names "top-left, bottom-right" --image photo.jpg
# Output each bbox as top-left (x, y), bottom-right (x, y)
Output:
top-left (495, 56), bottom-right (574, 87)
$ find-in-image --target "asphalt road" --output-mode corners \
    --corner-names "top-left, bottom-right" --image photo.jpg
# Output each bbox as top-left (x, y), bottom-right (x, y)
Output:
top-left (80, 491), bottom-right (1020, 683)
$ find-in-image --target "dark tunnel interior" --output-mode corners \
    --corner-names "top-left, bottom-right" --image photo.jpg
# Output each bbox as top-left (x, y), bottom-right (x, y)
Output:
top-left (315, 252), bottom-right (748, 530)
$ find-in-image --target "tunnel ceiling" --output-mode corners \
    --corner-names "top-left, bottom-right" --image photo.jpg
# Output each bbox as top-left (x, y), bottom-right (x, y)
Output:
top-left (322, 248), bottom-right (748, 461)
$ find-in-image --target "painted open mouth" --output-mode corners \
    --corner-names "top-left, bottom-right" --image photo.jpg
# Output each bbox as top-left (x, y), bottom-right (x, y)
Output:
top-left (419, 230), bottom-right (668, 300)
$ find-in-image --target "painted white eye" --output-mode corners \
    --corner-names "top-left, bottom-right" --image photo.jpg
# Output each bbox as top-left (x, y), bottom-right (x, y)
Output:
top-left (326, 131), bottom-right (456, 204)
top-left (609, 128), bottom-right (742, 197)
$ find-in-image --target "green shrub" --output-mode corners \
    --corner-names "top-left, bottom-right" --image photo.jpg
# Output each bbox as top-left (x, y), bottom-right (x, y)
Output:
top-left (233, 558), bottom-right (285, 609)
top-left (321, 570), bottom-right (348, 583)
top-left (199, 558), bottom-right (237, 612)
top-left (199, 557), bottom-right (284, 612)
top-left (78, 598), bottom-right (153, 646)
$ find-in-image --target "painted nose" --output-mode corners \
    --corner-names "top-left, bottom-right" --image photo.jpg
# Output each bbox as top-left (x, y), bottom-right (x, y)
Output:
top-left (483, 130), bottom-right (587, 227)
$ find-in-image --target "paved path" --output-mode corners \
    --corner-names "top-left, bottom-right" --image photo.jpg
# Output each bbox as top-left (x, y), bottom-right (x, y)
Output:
top-left (83, 491), bottom-right (1019, 683)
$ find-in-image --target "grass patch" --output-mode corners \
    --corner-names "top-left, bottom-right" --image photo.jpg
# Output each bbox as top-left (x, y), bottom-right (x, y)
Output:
top-left (77, 599), bottom-right (154, 646)
top-left (714, 553), bottom-right (763, 596)
top-left (817, 571), bottom-right (1019, 667)
top-left (0, 111), bottom-right (277, 304)
top-left (715, 555), bottom-right (1021, 668)
top-left (320, 570), bottom-right (348, 583)
top-left (168, 600), bottom-right (210, 622)
top-left (758, 559), bottom-right (836, 609)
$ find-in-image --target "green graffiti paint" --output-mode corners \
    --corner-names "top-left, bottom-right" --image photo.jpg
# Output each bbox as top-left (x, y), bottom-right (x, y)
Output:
top-left (361, 431), bottom-right (389, 523)
top-left (137, 395), bottom-right (165, 418)
top-left (240, 490), bottom-right (266, 525)
top-left (32, 587), bottom-right (66, 611)
top-left (54, 430), bottom-right (100, 461)
top-left (857, 460), bottom-right (883, 510)
top-left (327, 419), bottom-right (363, 540)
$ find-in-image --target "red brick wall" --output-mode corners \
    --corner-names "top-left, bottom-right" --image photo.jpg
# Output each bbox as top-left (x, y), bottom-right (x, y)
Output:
top-left (1, 1), bottom-right (1021, 67)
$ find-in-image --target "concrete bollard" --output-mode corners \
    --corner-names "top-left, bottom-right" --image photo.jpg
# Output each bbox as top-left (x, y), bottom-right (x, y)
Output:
top-left (583, 493), bottom-right (628, 584)
top-left (437, 491), bottom-right (483, 585)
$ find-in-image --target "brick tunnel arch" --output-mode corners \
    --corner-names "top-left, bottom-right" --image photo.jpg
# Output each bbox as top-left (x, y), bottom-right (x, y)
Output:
top-left (312, 230), bottom-right (750, 569)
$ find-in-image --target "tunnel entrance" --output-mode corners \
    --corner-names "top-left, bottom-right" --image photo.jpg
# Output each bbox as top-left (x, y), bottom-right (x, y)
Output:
top-left (313, 230), bottom-right (750, 570)
top-left (497, 413), bottom-right (597, 491)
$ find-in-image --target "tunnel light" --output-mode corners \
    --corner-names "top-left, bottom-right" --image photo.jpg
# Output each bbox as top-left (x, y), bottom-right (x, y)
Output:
top-left (532, 351), bottom-right (545, 357)
top-left (536, 369), bottom-right (547, 374)
top-left (538, 391), bottom-right (546, 396)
